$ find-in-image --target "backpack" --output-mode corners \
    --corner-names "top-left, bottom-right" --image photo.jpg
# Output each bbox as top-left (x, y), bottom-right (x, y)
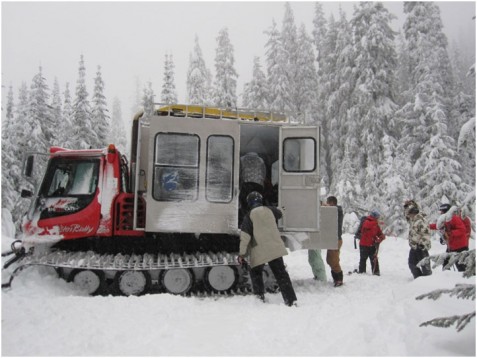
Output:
top-left (354, 216), bottom-right (367, 249)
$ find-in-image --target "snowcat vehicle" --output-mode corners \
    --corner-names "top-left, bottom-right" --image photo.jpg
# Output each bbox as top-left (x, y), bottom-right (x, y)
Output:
top-left (2, 104), bottom-right (338, 296)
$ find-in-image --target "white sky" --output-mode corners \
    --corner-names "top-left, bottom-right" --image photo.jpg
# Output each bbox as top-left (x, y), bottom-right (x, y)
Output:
top-left (2, 1), bottom-right (476, 120)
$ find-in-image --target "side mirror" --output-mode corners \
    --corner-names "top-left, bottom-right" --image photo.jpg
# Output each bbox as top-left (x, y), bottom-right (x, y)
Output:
top-left (21, 189), bottom-right (33, 198)
top-left (24, 155), bottom-right (34, 178)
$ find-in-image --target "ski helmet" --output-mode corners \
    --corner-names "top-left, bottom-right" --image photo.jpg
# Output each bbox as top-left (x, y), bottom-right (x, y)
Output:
top-left (370, 210), bottom-right (380, 218)
top-left (247, 191), bottom-right (263, 208)
top-left (439, 203), bottom-right (451, 213)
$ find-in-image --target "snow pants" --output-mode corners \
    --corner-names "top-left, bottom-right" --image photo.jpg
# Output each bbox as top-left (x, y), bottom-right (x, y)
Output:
top-left (326, 239), bottom-right (343, 273)
top-left (359, 245), bottom-right (380, 275)
top-left (408, 248), bottom-right (432, 279)
top-left (250, 257), bottom-right (297, 306)
top-left (308, 249), bottom-right (327, 282)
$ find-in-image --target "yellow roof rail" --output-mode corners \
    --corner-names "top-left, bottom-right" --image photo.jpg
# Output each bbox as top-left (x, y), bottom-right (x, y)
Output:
top-left (155, 104), bottom-right (287, 122)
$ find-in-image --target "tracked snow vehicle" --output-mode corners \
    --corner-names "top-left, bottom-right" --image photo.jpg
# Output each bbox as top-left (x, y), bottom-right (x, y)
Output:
top-left (3, 104), bottom-right (338, 296)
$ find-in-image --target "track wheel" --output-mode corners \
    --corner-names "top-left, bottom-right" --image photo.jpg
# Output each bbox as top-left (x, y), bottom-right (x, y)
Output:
top-left (161, 268), bottom-right (194, 295)
top-left (115, 270), bottom-right (151, 296)
top-left (205, 265), bottom-right (237, 292)
top-left (69, 269), bottom-right (105, 295)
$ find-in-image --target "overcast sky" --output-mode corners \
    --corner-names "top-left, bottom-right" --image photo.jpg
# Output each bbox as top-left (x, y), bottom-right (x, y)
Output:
top-left (2, 1), bottom-right (476, 121)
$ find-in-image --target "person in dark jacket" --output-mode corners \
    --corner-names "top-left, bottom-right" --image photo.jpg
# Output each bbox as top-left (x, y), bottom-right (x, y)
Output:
top-left (238, 191), bottom-right (297, 306)
top-left (358, 210), bottom-right (386, 275)
top-left (325, 196), bottom-right (344, 286)
top-left (403, 200), bottom-right (432, 279)
top-left (429, 203), bottom-right (468, 271)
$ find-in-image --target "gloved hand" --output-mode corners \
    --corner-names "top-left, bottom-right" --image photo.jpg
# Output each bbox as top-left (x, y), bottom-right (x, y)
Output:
top-left (417, 244), bottom-right (426, 251)
top-left (237, 255), bottom-right (247, 266)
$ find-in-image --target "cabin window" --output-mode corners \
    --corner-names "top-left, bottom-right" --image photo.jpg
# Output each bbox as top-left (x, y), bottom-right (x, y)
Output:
top-left (283, 137), bottom-right (316, 172)
top-left (153, 133), bottom-right (200, 201)
top-left (206, 135), bottom-right (234, 203)
top-left (37, 158), bottom-right (100, 219)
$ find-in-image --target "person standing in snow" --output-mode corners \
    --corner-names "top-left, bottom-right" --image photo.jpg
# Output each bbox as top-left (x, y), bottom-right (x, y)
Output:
top-left (308, 201), bottom-right (327, 282)
top-left (429, 203), bottom-right (468, 272)
top-left (325, 196), bottom-right (344, 287)
top-left (403, 200), bottom-right (432, 279)
top-left (358, 210), bottom-right (386, 275)
top-left (238, 191), bottom-right (297, 307)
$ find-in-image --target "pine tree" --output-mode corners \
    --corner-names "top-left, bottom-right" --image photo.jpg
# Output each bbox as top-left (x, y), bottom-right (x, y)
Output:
top-left (131, 77), bottom-right (143, 118)
top-left (241, 56), bottom-right (268, 109)
top-left (348, 2), bottom-right (399, 217)
top-left (264, 19), bottom-right (289, 113)
top-left (142, 81), bottom-right (155, 119)
top-left (91, 65), bottom-right (110, 148)
top-left (399, 2), bottom-right (465, 212)
top-left (50, 78), bottom-right (62, 146)
top-left (187, 35), bottom-right (212, 105)
top-left (281, 2), bottom-right (299, 116)
top-left (28, 66), bottom-right (53, 152)
top-left (1, 85), bottom-right (17, 212)
top-left (212, 27), bottom-right (238, 108)
top-left (109, 97), bottom-right (128, 156)
top-left (60, 82), bottom-right (73, 148)
top-left (294, 23), bottom-right (318, 124)
top-left (71, 55), bottom-right (95, 149)
top-left (161, 54), bottom-right (178, 104)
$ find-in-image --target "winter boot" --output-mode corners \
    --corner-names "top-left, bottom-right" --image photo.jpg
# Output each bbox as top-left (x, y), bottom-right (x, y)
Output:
top-left (331, 271), bottom-right (343, 287)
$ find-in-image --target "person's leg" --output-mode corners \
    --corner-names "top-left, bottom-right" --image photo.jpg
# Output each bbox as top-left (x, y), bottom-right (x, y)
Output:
top-left (268, 257), bottom-right (297, 306)
top-left (308, 249), bottom-right (327, 281)
top-left (250, 264), bottom-right (265, 300)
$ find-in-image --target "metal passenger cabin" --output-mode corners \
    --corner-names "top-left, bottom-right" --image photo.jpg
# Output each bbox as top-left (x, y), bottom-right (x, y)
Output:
top-left (131, 104), bottom-right (337, 250)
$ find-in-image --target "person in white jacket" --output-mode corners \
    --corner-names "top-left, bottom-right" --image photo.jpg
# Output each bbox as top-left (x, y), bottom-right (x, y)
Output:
top-left (238, 191), bottom-right (297, 306)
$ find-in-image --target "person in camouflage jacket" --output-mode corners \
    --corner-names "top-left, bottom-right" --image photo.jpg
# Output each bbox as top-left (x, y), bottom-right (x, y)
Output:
top-left (403, 200), bottom-right (432, 279)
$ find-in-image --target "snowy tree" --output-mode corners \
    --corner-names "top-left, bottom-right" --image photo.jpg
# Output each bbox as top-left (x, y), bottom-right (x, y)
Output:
top-left (294, 23), bottom-right (318, 124)
top-left (59, 82), bottom-right (73, 148)
top-left (264, 19), bottom-right (289, 113)
top-left (71, 55), bottom-right (95, 149)
top-left (398, 2), bottom-right (465, 212)
top-left (161, 54), bottom-right (178, 104)
top-left (348, 2), bottom-right (399, 216)
top-left (131, 77), bottom-right (143, 118)
top-left (241, 56), bottom-right (268, 109)
top-left (212, 27), bottom-right (238, 108)
top-left (28, 66), bottom-right (53, 152)
top-left (109, 97), bottom-right (128, 156)
top-left (2, 85), bottom-right (17, 212)
top-left (142, 81), bottom-right (155, 119)
top-left (281, 2), bottom-right (299, 116)
top-left (50, 78), bottom-right (62, 146)
top-left (187, 35), bottom-right (212, 105)
top-left (91, 65), bottom-right (110, 148)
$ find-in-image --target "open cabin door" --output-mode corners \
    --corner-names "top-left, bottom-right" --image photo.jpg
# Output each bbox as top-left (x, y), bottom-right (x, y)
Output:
top-left (279, 126), bottom-right (320, 232)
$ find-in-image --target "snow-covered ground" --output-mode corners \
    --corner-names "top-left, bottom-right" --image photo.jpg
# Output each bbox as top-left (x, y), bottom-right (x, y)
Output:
top-left (1, 216), bottom-right (475, 356)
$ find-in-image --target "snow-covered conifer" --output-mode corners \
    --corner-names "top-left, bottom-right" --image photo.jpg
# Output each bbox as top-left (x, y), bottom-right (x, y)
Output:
top-left (161, 54), bottom-right (178, 104)
top-left (91, 65), bottom-right (110, 148)
top-left (60, 82), bottom-right (73, 148)
top-left (109, 97), bottom-right (128, 156)
top-left (71, 55), bottom-right (95, 149)
top-left (212, 27), bottom-right (238, 108)
top-left (50, 78), bottom-right (62, 146)
top-left (187, 35), bottom-right (212, 105)
top-left (264, 19), bottom-right (289, 113)
top-left (241, 56), bottom-right (268, 109)
top-left (142, 82), bottom-right (155, 119)
top-left (28, 66), bottom-right (53, 152)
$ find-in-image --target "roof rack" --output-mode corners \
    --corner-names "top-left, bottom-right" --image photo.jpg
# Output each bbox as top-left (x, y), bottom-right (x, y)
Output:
top-left (154, 103), bottom-right (288, 123)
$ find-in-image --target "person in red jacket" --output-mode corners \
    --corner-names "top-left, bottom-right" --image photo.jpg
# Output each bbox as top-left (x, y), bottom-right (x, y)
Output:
top-left (358, 210), bottom-right (386, 275)
top-left (429, 203), bottom-right (468, 272)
